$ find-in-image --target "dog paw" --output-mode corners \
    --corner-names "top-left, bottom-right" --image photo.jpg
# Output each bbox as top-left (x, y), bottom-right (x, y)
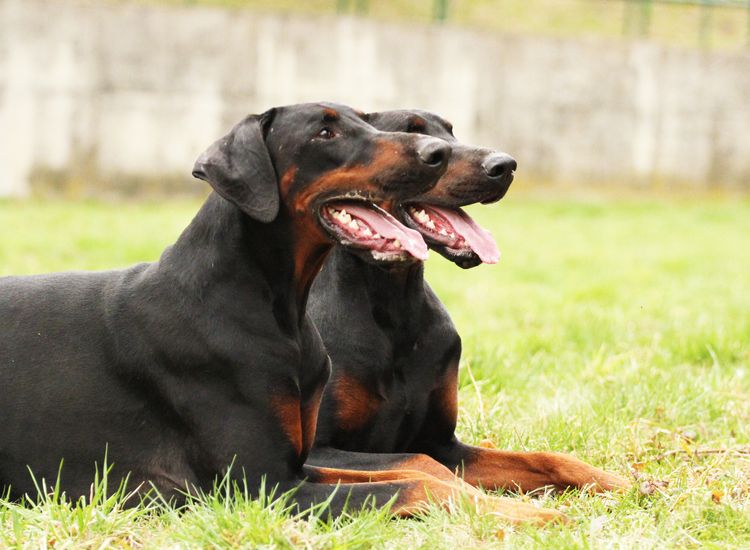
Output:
top-left (480, 496), bottom-right (569, 526)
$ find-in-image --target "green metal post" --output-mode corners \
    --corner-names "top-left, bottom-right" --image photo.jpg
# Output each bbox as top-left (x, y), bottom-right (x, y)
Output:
top-left (355, 0), bottom-right (368, 15)
top-left (699, 0), bottom-right (712, 49)
top-left (638, 0), bottom-right (653, 38)
top-left (434, 0), bottom-right (448, 23)
top-left (623, 0), bottom-right (633, 37)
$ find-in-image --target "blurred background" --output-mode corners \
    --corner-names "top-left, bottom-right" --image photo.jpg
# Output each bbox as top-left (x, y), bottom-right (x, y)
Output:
top-left (2, 4), bottom-right (750, 545)
top-left (1, 0), bottom-right (749, 198)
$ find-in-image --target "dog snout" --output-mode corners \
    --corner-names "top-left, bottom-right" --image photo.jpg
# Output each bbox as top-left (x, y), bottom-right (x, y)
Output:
top-left (482, 153), bottom-right (517, 179)
top-left (417, 137), bottom-right (451, 169)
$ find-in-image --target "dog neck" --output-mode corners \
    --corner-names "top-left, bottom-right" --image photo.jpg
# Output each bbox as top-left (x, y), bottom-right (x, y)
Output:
top-left (287, 212), bottom-right (332, 315)
top-left (165, 192), bottom-right (330, 329)
top-left (315, 247), bottom-right (427, 328)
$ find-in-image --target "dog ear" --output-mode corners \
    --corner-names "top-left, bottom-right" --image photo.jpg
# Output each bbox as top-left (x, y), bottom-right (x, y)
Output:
top-left (192, 110), bottom-right (279, 223)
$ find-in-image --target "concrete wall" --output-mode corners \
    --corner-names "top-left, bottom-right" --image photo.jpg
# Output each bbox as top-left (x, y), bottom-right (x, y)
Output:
top-left (1, 0), bottom-right (749, 197)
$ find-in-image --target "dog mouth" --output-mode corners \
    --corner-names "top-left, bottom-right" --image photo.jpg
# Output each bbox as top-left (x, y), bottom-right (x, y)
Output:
top-left (404, 204), bottom-right (500, 264)
top-left (319, 201), bottom-right (428, 262)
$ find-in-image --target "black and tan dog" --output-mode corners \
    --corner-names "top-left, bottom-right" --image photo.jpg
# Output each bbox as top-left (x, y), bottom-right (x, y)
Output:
top-left (1, 103), bottom-right (571, 521)
top-left (307, 110), bottom-right (631, 495)
top-left (0, 102), bottom-right (503, 517)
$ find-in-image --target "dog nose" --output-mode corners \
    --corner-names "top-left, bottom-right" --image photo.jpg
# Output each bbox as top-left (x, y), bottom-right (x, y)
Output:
top-left (482, 154), bottom-right (517, 179)
top-left (417, 138), bottom-right (450, 168)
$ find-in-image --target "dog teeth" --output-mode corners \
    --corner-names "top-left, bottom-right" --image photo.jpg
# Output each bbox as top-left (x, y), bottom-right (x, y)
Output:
top-left (439, 228), bottom-right (448, 236)
top-left (412, 208), bottom-right (438, 231)
top-left (393, 239), bottom-right (402, 249)
top-left (413, 209), bottom-right (430, 224)
top-left (328, 207), bottom-right (360, 228)
top-left (362, 227), bottom-right (372, 237)
top-left (372, 232), bottom-right (381, 239)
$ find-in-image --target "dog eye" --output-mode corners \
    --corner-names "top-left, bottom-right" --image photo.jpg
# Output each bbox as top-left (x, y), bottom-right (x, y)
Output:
top-left (318, 128), bottom-right (336, 139)
top-left (407, 121), bottom-right (426, 134)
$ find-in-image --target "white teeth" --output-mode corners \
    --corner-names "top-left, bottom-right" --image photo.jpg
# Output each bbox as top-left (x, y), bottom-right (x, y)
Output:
top-left (393, 239), bottom-right (402, 249)
top-left (373, 232), bottom-right (381, 239)
top-left (362, 227), bottom-right (372, 237)
top-left (413, 209), bottom-right (430, 224)
top-left (329, 207), bottom-right (357, 227)
top-left (439, 228), bottom-right (448, 235)
top-left (412, 208), bottom-right (437, 230)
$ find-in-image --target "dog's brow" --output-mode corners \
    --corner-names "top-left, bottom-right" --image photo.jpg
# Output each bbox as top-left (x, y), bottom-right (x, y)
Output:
top-left (409, 116), bottom-right (427, 131)
top-left (323, 108), bottom-right (340, 122)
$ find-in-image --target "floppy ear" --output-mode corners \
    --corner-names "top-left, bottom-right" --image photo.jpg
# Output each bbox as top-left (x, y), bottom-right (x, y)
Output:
top-left (192, 111), bottom-right (279, 223)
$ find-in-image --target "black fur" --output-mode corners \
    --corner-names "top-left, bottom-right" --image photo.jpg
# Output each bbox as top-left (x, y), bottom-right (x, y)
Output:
top-left (0, 103), bottom-right (451, 513)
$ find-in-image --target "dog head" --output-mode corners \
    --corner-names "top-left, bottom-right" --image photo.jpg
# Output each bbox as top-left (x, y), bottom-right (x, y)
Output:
top-left (193, 103), bottom-right (453, 264)
top-left (368, 109), bottom-right (516, 268)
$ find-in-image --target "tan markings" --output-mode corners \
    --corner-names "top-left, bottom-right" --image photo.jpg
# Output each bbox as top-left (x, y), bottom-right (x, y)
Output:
top-left (379, 198), bottom-right (398, 213)
top-left (308, 455), bottom-right (464, 486)
top-left (271, 394), bottom-right (302, 457)
top-left (290, 216), bottom-right (331, 311)
top-left (460, 449), bottom-right (631, 493)
top-left (394, 476), bottom-right (568, 524)
top-left (431, 361), bottom-right (458, 428)
top-left (290, 140), bottom-right (406, 215)
top-left (333, 374), bottom-right (381, 432)
top-left (280, 165), bottom-right (298, 197)
top-left (307, 465), bottom-right (432, 484)
top-left (280, 140), bottom-right (410, 311)
top-left (323, 107), bottom-right (340, 121)
top-left (417, 157), bottom-right (475, 202)
top-left (408, 116), bottom-right (427, 132)
top-left (306, 465), bottom-right (567, 523)
top-left (280, 138), bottom-right (427, 312)
top-left (300, 383), bottom-right (324, 457)
top-left (390, 454), bottom-right (460, 483)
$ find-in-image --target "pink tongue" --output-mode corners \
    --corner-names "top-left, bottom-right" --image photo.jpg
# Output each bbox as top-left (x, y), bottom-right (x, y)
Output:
top-left (427, 206), bottom-right (500, 264)
top-left (344, 204), bottom-right (429, 261)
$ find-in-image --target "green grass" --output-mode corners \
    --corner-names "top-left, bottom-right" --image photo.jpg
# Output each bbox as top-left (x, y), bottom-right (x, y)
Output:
top-left (1, 191), bottom-right (750, 547)
top-left (125, 0), bottom-right (750, 51)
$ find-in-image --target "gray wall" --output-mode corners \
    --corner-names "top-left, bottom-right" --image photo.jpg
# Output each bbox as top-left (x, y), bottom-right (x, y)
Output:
top-left (1, 0), bottom-right (749, 197)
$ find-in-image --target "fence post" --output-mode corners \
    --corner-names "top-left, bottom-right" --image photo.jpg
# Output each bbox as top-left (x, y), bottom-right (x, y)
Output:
top-left (433, 0), bottom-right (448, 22)
top-left (337, 0), bottom-right (368, 15)
top-left (638, 0), bottom-right (652, 37)
top-left (699, 0), bottom-right (712, 48)
top-left (355, 0), bottom-right (368, 15)
top-left (623, 0), bottom-right (653, 38)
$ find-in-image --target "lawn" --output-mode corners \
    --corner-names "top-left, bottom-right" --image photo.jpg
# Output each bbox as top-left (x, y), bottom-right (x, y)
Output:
top-left (127, 0), bottom-right (750, 51)
top-left (1, 191), bottom-right (749, 548)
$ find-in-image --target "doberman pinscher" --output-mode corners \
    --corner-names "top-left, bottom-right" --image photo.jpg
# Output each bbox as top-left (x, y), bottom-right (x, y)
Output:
top-left (307, 110), bottom-right (631, 496)
top-left (0, 102), bottom-right (521, 518)
top-left (1, 103), bottom-right (570, 522)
